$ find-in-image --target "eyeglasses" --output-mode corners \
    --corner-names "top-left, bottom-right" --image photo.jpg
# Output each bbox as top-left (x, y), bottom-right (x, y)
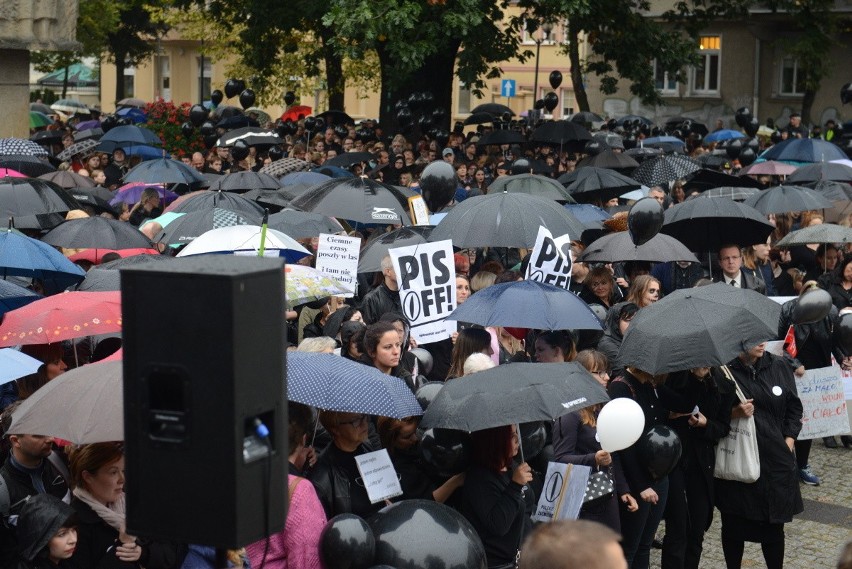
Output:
top-left (337, 414), bottom-right (368, 428)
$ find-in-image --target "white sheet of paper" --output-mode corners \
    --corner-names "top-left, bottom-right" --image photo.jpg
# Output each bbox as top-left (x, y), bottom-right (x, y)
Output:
top-left (354, 449), bottom-right (403, 504)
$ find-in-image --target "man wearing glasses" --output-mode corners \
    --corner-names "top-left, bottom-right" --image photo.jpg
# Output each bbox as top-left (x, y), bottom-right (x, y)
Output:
top-left (714, 244), bottom-right (767, 294)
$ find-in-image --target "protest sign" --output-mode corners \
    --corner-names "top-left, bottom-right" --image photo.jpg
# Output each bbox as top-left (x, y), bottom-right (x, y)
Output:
top-left (314, 233), bottom-right (360, 297)
top-left (408, 195), bottom-right (431, 226)
top-left (354, 449), bottom-right (404, 504)
top-left (525, 226), bottom-right (573, 290)
top-left (390, 240), bottom-right (456, 343)
top-left (796, 365), bottom-right (850, 440)
top-left (532, 462), bottom-right (591, 522)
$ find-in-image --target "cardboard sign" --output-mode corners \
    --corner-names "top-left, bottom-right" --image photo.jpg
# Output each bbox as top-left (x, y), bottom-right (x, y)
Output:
top-left (408, 195), bottom-right (431, 226)
top-left (390, 239), bottom-right (457, 344)
top-left (525, 226), bottom-right (573, 290)
top-left (532, 462), bottom-right (591, 522)
top-left (354, 449), bottom-right (403, 504)
top-left (315, 233), bottom-right (360, 297)
top-left (796, 365), bottom-right (851, 439)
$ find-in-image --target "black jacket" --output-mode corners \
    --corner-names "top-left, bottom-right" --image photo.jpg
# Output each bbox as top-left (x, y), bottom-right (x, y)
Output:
top-left (309, 443), bottom-right (382, 520)
top-left (778, 299), bottom-right (846, 370)
top-left (713, 267), bottom-right (766, 295)
top-left (714, 353), bottom-right (803, 524)
top-left (826, 281), bottom-right (852, 311)
top-left (13, 494), bottom-right (75, 569)
top-left (360, 282), bottom-right (402, 324)
top-left (595, 305), bottom-right (626, 376)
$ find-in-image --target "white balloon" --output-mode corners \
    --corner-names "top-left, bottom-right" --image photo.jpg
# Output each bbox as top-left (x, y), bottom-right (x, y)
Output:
top-left (596, 398), bottom-right (645, 452)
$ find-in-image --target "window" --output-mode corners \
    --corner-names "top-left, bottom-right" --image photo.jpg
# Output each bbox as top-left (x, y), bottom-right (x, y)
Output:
top-left (654, 60), bottom-right (678, 94)
top-left (780, 57), bottom-right (805, 95)
top-left (522, 21), bottom-right (555, 45)
top-left (157, 56), bottom-right (171, 101)
top-left (457, 81), bottom-right (471, 114)
top-left (690, 35), bottom-right (721, 95)
top-left (197, 57), bottom-right (212, 100)
top-left (123, 65), bottom-right (135, 98)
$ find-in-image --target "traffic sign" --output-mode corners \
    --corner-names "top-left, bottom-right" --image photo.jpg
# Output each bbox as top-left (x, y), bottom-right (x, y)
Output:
top-left (501, 79), bottom-right (516, 98)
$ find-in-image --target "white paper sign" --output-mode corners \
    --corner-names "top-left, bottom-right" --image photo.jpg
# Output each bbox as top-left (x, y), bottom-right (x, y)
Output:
top-left (532, 462), bottom-right (591, 522)
top-left (354, 449), bottom-right (403, 504)
top-left (525, 226), bottom-right (573, 290)
top-left (796, 365), bottom-right (851, 439)
top-left (315, 233), bottom-right (360, 297)
top-left (390, 239), bottom-right (457, 344)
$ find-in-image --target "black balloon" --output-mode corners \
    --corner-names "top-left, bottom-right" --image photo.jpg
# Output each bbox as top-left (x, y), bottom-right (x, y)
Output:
top-left (627, 197), bottom-right (665, 247)
top-left (409, 348), bottom-right (434, 377)
top-left (453, 121), bottom-right (465, 135)
top-left (408, 92), bottom-right (422, 110)
top-left (725, 138), bottom-right (744, 160)
top-left (744, 117), bottom-right (759, 138)
top-left (334, 125), bottom-right (349, 139)
top-left (319, 514), bottom-right (375, 569)
top-left (435, 130), bottom-right (450, 148)
top-left (543, 92), bottom-right (559, 112)
top-left (180, 122), bottom-right (194, 138)
top-left (224, 78), bottom-right (241, 99)
top-left (534, 99), bottom-right (546, 111)
top-left (842, 83), bottom-right (852, 105)
top-left (735, 107), bottom-right (751, 128)
top-left (432, 107), bottom-right (447, 124)
top-left (239, 88), bottom-right (256, 109)
top-left (231, 139), bottom-right (250, 161)
top-left (314, 117), bottom-right (326, 132)
top-left (369, 500), bottom-right (487, 569)
top-left (269, 146), bottom-right (284, 161)
top-left (304, 116), bottom-right (317, 132)
top-left (418, 114), bottom-right (432, 130)
top-left (637, 425), bottom-right (682, 481)
top-left (419, 428), bottom-right (471, 477)
top-left (101, 114), bottom-right (117, 133)
top-left (394, 99), bottom-right (409, 112)
top-left (415, 382), bottom-right (443, 411)
top-left (738, 146), bottom-right (757, 167)
top-left (203, 134), bottom-right (218, 149)
top-left (284, 91), bottom-right (296, 106)
top-left (189, 104), bottom-right (207, 128)
top-left (549, 70), bottom-right (563, 90)
top-left (396, 107), bottom-right (413, 127)
top-left (210, 89), bottom-right (223, 106)
top-left (792, 288), bottom-right (832, 325)
top-left (419, 161), bottom-right (457, 213)
top-left (519, 422), bottom-right (546, 459)
top-left (510, 158), bottom-right (531, 175)
top-left (422, 91), bottom-right (435, 108)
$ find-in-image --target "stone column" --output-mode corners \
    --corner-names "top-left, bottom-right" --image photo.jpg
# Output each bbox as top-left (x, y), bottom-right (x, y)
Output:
top-left (0, 49), bottom-right (31, 139)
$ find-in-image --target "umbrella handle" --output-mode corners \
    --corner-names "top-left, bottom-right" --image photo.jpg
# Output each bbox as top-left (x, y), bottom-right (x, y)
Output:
top-left (258, 209), bottom-right (269, 257)
top-left (517, 422), bottom-right (525, 464)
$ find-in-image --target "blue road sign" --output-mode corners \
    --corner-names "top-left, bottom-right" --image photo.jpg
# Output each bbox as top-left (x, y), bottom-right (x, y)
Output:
top-left (501, 79), bottom-right (516, 98)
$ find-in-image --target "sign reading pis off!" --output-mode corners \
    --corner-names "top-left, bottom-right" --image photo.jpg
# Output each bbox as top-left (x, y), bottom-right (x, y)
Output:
top-left (525, 226), bottom-right (573, 290)
top-left (390, 239), bottom-right (457, 344)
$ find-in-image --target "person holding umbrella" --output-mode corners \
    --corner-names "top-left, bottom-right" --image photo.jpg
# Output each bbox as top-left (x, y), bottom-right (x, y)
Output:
top-left (826, 254), bottom-right (852, 310)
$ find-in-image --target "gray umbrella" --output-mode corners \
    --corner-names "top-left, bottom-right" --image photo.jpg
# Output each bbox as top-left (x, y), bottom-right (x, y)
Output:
top-left (41, 217), bottom-right (154, 250)
top-left (559, 167), bottom-right (641, 204)
top-left (155, 207), bottom-right (256, 246)
top-left (578, 232), bottom-right (698, 264)
top-left (267, 209), bottom-right (345, 240)
top-left (787, 162), bottom-right (852, 184)
top-left (742, 184), bottom-right (833, 215)
top-left (123, 158), bottom-right (205, 186)
top-left (288, 177), bottom-right (414, 225)
top-left (57, 139), bottom-right (100, 162)
top-left (632, 154), bottom-right (701, 187)
top-left (74, 268), bottom-right (120, 291)
top-left (618, 283), bottom-right (782, 374)
top-left (487, 174), bottom-right (576, 202)
top-left (259, 157), bottom-right (311, 178)
top-left (775, 224), bottom-right (852, 247)
top-left (206, 171), bottom-right (281, 193)
top-left (0, 178), bottom-right (80, 230)
top-left (358, 226), bottom-right (435, 272)
top-left (38, 171), bottom-right (95, 189)
top-left (661, 198), bottom-right (774, 251)
top-left (697, 186), bottom-right (760, 202)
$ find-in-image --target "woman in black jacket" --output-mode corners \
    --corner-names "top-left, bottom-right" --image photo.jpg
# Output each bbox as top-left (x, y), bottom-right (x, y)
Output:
top-left (825, 254), bottom-right (852, 311)
top-left (14, 494), bottom-right (78, 569)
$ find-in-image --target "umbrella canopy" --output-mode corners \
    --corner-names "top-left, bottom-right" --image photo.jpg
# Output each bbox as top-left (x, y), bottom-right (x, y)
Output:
top-left (38, 171), bottom-right (95, 189)
top-left (661, 198), bottom-right (774, 250)
top-left (759, 138), bottom-right (847, 163)
top-left (285, 264), bottom-right (352, 307)
top-left (166, 190), bottom-right (266, 218)
top-left (0, 279), bottom-right (41, 318)
top-left (109, 183), bottom-right (177, 207)
top-left (683, 169), bottom-right (762, 193)
top-left (0, 157), bottom-right (55, 178)
top-left (695, 153), bottom-right (733, 171)
top-left (243, 107), bottom-right (272, 126)
top-left (267, 209), bottom-right (344, 240)
top-left (774, 224), bottom-right (852, 247)
top-left (487, 174), bottom-right (575, 202)
top-left (463, 112), bottom-right (496, 126)
top-left (30, 103), bottom-right (53, 115)
top-left (50, 99), bottom-right (90, 116)
top-left (618, 283), bottom-right (782, 374)
top-left (529, 121), bottom-right (593, 151)
top-left (738, 160), bottom-right (798, 177)
top-left (419, 362), bottom-right (609, 432)
top-left (624, 146), bottom-right (664, 162)
top-left (0, 348), bottom-right (42, 385)
top-left (206, 171), bottom-right (281, 193)
top-left (316, 110), bottom-right (354, 125)
top-left (74, 128), bottom-right (104, 143)
top-left (259, 157), bottom-right (312, 178)
top-left (287, 352), bottom-right (422, 418)
top-left (358, 226), bottom-right (434, 273)
top-left (288, 177), bottom-right (414, 225)
top-left (216, 127), bottom-right (282, 148)
top-left (242, 189), bottom-right (291, 210)
top-left (430, 192), bottom-right (587, 248)
top-left (68, 247), bottom-right (159, 265)
top-left (704, 129), bottom-right (746, 143)
top-left (123, 158), bottom-right (205, 186)
top-left (115, 107), bottom-right (147, 125)
top-left (476, 130), bottom-right (525, 146)
top-left (0, 177), bottom-right (80, 229)
top-left (98, 253), bottom-right (174, 271)
top-left (446, 280), bottom-right (603, 330)
top-left (578, 232), bottom-right (698, 264)
top-left (56, 138), bottom-right (101, 162)
top-left (570, 111), bottom-right (605, 124)
top-left (0, 169), bottom-right (25, 178)
top-left (175, 225), bottom-right (310, 261)
top-left (65, 188), bottom-right (117, 216)
top-left (0, 291), bottom-right (122, 347)
top-left (30, 130), bottom-right (64, 145)
top-left (563, 204), bottom-right (611, 227)
top-left (642, 136), bottom-right (686, 148)
top-left (280, 171), bottom-right (331, 187)
top-left (7, 361), bottom-right (123, 443)
top-left (42, 217), bottom-right (154, 250)
top-left (117, 97), bottom-right (147, 109)
top-left (73, 268), bottom-right (120, 292)
top-left (559, 167), bottom-right (642, 204)
top-left (0, 138), bottom-right (50, 157)
top-left (96, 125), bottom-right (162, 153)
top-left (632, 154), bottom-right (701, 187)
top-left (742, 184), bottom-right (833, 215)
top-left (470, 103), bottom-right (514, 116)
top-left (787, 162), bottom-right (852, 184)
top-left (0, 228), bottom-right (86, 282)
top-left (576, 150), bottom-right (640, 171)
top-left (322, 152), bottom-right (375, 169)
top-left (281, 106), bottom-right (312, 122)
top-left (29, 111), bottom-right (53, 129)
top-left (155, 208), bottom-right (255, 246)
top-left (697, 186), bottom-right (761, 202)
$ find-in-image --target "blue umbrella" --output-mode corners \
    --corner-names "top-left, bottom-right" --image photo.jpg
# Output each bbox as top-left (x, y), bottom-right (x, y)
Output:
top-left (446, 280), bottom-right (603, 330)
top-left (0, 228), bottom-right (86, 281)
top-left (642, 136), bottom-right (686, 147)
top-left (564, 203), bottom-right (611, 226)
top-left (115, 107), bottom-right (147, 124)
top-left (312, 165), bottom-right (355, 179)
top-left (280, 171), bottom-right (330, 187)
top-left (0, 279), bottom-right (41, 317)
top-left (0, 348), bottom-right (42, 385)
top-left (704, 129), bottom-right (746, 143)
top-left (287, 353), bottom-right (423, 419)
top-left (97, 125), bottom-right (162, 153)
top-left (123, 158), bottom-right (205, 186)
top-left (122, 145), bottom-right (168, 160)
top-left (759, 138), bottom-right (847, 163)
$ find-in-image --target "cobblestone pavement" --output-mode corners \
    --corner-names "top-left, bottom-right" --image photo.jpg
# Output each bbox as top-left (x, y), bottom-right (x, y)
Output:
top-left (650, 439), bottom-right (852, 568)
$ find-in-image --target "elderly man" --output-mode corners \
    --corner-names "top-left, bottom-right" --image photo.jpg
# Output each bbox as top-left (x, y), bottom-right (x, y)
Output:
top-left (519, 520), bottom-right (627, 569)
top-left (784, 113), bottom-right (808, 139)
top-left (190, 152), bottom-right (206, 171)
top-left (714, 244), bottom-right (766, 294)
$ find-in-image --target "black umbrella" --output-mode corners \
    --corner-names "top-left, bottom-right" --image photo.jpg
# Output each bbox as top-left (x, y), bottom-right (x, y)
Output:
top-left (0, 177), bottom-right (80, 229)
top-left (529, 121), bottom-right (592, 151)
top-left (155, 207), bottom-right (256, 246)
top-left (206, 171), bottom-right (281, 193)
top-left (618, 283), bottom-right (782, 374)
top-left (169, 190), bottom-right (266, 218)
top-left (323, 152), bottom-right (375, 169)
top-left (30, 130), bottom-right (64, 145)
top-left (317, 110), bottom-right (354, 125)
top-left (73, 128), bottom-right (104, 143)
top-left (74, 268), bottom-right (120, 292)
top-left (41, 217), bottom-right (154, 250)
top-left (683, 168), bottom-right (762, 193)
top-left (419, 362), bottom-right (609, 432)
top-left (487, 174), bottom-right (575, 202)
top-left (558, 167), bottom-right (641, 204)
top-left (97, 125), bottom-right (162, 153)
top-left (215, 115), bottom-right (259, 130)
top-left (358, 226), bottom-right (435, 272)
top-left (463, 112), bottom-right (496, 126)
top-left (123, 158), bottom-right (205, 186)
top-left (695, 153), bottom-right (732, 171)
top-left (476, 130), bottom-right (525, 146)
top-left (280, 184), bottom-right (322, 201)
top-left (697, 186), bottom-right (760, 202)
top-left (267, 209), bottom-right (345, 240)
top-left (743, 184), bottom-right (833, 215)
top-left (288, 177), bottom-right (413, 225)
top-left (429, 192), bottom-right (587, 248)
top-left (470, 103), bottom-right (514, 116)
top-left (98, 254), bottom-right (174, 271)
top-left (569, 111), bottom-right (605, 124)
top-left (0, 156), bottom-right (56, 178)
top-left (578, 232), bottom-right (698, 264)
top-left (242, 188), bottom-right (292, 210)
top-left (259, 157), bottom-right (312, 178)
top-left (774, 224), bottom-right (852, 247)
top-left (575, 150), bottom-right (640, 171)
top-left (632, 154), bottom-right (701, 187)
top-left (624, 147), bottom-right (664, 161)
top-left (38, 170), bottom-right (95, 189)
top-left (660, 198), bottom-right (774, 251)
top-left (67, 188), bottom-right (117, 215)
top-left (215, 127), bottom-right (282, 148)
top-left (787, 162), bottom-right (852, 184)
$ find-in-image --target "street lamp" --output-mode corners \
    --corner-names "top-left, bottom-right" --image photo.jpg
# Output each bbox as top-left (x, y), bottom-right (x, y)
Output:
top-left (530, 19), bottom-right (554, 108)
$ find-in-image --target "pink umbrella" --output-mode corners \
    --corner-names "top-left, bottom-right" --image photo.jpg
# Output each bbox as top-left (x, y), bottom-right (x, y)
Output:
top-left (0, 168), bottom-right (26, 178)
top-left (68, 247), bottom-right (159, 264)
top-left (739, 160), bottom-right (798, 177)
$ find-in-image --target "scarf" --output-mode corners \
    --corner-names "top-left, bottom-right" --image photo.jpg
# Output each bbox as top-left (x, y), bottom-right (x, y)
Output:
top-left (73, 486), bottom-right (127, 535)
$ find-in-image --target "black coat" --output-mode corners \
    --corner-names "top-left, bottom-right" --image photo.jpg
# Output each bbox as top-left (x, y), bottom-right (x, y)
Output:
top-left (713, 267), bottom-right (766, 295)
top-left (714, 353), bottom-right (803, 524)
top-left (826, 281), bottom-right (852, 311)
top-left (778, 299), bottom-right (846, 370)
top-left (360, 283), bottom-right (402, 324)
top-left (309, 443), bottom-right (382, 520)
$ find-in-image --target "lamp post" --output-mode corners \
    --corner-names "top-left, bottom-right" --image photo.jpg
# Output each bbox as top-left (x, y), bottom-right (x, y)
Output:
top-left (531, 20), bottom-right (554, 107)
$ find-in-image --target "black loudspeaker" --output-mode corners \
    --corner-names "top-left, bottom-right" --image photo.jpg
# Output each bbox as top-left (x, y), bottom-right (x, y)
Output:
top-left (121, 256), bottom-right (287, 548)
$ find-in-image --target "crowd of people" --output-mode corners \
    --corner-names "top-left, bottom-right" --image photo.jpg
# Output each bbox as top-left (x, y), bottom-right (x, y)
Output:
top-left (1, 100), bottom-right (852, 569)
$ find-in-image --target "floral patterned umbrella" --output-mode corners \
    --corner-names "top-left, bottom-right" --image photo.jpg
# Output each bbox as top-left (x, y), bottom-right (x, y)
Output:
top-left (284, 264), bottom-right (351, 309)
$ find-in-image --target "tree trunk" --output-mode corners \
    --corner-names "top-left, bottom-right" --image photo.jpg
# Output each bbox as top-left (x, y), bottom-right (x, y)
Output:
top-left (62, 64), bottom-right (69, 99)
top-left (801, 89), bottom-right (815, 129)
top-left (319, 29), bottom-right (345, 111)
top-left (114, 52), bottom-right (127, 104)
top-left (568, 21), bottom-right (590, 113)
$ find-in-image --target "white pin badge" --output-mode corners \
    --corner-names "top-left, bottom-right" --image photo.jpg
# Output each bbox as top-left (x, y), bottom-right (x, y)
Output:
top-left (595, 433), bottom-right (600, 443)
top-left (772, 386), bottom-right (783, 396)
